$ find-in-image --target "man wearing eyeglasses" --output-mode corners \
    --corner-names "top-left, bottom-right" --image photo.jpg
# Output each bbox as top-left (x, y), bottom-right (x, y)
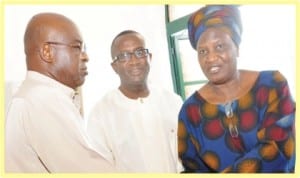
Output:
top-left (5, 12), bottom-right (114, 173)
top-left (87, 30), bottom-right (183, 172)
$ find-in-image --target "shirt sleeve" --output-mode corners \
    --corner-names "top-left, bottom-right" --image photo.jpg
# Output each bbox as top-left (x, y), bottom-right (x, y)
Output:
top-left (6, 96), bottom-right (116, 173)
top-left (178, 111), bottom-right (217, 173)
top-left (5, 99), bottom-right (49, 172)
top-left (173, 94), bottom-right (185, 173)
top-left (86, 103), bottom-right (115, 165)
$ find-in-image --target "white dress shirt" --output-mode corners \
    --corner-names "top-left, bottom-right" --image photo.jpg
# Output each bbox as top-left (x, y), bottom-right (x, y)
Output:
top-left (87, 87), bottom-right (183, 173)
top-left (5, 71), bottom-right (115, 173)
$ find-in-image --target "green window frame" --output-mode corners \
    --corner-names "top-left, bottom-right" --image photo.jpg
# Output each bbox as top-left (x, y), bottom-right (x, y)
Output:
top-left (165, 5), bottom-right (207, 100)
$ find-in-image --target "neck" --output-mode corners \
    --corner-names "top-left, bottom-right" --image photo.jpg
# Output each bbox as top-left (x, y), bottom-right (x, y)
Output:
top-left (209, 71), bottom-right (241, 103)
top-left (119, 84), bottom-right (149, 100)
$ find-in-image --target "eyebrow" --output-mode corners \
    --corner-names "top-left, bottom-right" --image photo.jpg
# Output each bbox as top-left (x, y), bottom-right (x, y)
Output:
top-left (118, 47), bottom-right (144, 53)
top-left (71, 39), bottom-right (83, 44)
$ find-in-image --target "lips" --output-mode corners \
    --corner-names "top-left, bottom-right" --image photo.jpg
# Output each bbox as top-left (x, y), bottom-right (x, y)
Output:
top-left (81, 67), bottom-right (88, 75)
top-left (129, 67), bottom-right (143, 76)
top-left (208, 65), bottom-right (220, 74)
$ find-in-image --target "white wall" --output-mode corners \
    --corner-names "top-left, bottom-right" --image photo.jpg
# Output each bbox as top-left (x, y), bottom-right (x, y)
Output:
top-left (4, 5), bottom-right (173, 116)
top-left (4, 5), bottom-right (296, 116)
top-left (238, 5), bottom-right (296, 98)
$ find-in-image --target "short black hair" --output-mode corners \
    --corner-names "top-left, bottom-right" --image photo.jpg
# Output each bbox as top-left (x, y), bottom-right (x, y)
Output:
top-left (110, 30), bottom-right (140, 59)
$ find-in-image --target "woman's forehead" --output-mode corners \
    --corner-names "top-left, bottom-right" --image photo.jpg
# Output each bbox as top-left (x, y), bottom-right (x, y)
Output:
top-left (198, 27), bottom-right (232, 44)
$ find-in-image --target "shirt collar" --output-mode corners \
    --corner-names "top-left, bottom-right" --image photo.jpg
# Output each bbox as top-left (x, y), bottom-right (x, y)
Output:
top-left (26, 71), bottom-right (76, 99)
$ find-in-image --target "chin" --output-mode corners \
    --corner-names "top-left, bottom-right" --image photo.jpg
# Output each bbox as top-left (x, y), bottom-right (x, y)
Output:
top-left (76, 79), bottom-right (85, 88)
top-left (208, 77), bottom-right (224, 85)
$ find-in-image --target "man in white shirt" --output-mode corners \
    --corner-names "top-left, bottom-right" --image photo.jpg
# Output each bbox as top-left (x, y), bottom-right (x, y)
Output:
top-left (87, 30), bottom-right (183, 173)
top-left (5, 12), bottom-right (115, 173)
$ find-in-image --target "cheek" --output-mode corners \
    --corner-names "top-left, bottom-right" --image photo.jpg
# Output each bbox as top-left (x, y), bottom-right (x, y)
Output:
top-left (227, 53), bottom-right (238, 67)
top-left (114, 66), bottom-right (128, 80)
top-left (57, 56), bottom-right (80, 76)
top-left (143, 62), bottom-right (150, 73)
top-left (228, 47), bottom-right (239, 62)
top-left (70, 61), bottom-right (81, 78)
top-left (198, 59), bottom-right (205, 71)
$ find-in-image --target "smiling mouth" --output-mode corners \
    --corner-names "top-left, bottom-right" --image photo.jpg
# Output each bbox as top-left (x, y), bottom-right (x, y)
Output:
top-left (130, 68), bottom-right (143, 75)
top-left (208, 66), bottom-right (220, 74)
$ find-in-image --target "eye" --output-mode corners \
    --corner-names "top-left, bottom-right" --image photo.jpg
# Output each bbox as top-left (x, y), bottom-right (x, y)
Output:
top-left (135, 49), bottom-right (145, 57)
top-left (118, 52), bottom-right (131, 61)
top-left (136, 50), bottom-right (143, 55)
top-left (216, 44), bottom-right (223, 49)
top-left (70, 44), bottom-right (82, 52)
top-left (216, 43), bottom-right (226, 52)
top-left (198, 49), bottom-right (207, 56)
top-left (75, 45), bottom-right (82, 51)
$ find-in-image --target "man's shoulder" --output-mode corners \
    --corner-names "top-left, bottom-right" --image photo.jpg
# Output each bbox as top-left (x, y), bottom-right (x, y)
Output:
top-left (150, 86), bottom-right (182, 103)
top-left (151, 86), bottom-right (180, 96)
top-left (92, 89), bottom-right (120, 107)
top-left (100, 88), bottom-right (120, 100)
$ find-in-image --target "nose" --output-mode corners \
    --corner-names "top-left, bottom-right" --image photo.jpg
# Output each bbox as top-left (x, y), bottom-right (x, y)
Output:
top-left (127, 54), bottom-right (140, 64)
top-left (205, 51), bottom-right (218, 63)
top-left (80, 52), bottom-right (89, 62)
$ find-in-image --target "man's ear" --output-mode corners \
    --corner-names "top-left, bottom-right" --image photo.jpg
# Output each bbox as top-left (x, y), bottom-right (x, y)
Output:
top-left (148, 53), bottom-right (152, 62)
top-left (111, 62), bottom-right (119, 74)
top-left (40, 43), bottom-right (53, 62)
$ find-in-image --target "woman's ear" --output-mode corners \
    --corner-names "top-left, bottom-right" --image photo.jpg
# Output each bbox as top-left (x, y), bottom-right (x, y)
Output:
top-left (40, 43), bottom-right (53, 62)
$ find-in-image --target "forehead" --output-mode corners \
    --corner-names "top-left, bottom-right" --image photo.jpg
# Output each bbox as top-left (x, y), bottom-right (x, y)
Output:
top-left (114, 33), bottom-right (145, 50)
top-left (197, 27), bottom-right (232, 46)
top-left (50, 20), bottom-right (82, 42)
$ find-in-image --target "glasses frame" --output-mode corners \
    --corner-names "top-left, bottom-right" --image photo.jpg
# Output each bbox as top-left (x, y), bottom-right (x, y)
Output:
top-left (45, 41), bottom-right (86, 53)
top-left (112, 48), bottom-right (149, 63)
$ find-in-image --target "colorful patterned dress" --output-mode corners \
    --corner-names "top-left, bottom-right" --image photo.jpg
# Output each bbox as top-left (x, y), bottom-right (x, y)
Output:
top-left (178, 70), bottom-right (295, 173)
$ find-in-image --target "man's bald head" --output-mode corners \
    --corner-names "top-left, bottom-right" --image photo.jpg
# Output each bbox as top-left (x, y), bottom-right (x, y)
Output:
top-left (24, 13), bottom-right (79, 56)
top-left (23, 12), bottom-right (88, 89)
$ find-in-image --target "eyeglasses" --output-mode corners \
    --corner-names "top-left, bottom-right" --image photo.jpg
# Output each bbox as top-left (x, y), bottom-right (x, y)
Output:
top-left (113, 48), bottom-right (149, 63)
top-left (46, 41), bottom-right (86, 53)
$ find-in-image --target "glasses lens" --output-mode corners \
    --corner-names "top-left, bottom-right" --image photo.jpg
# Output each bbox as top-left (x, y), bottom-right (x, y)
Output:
top-left (114, 49), bottom-right (149, 63)
top-left (81, 42), bottom-right (86, 53)
top-left (117, 52), bottom-right (131, 62)
top-left (73, 42), bottom-right (86, 53)
top-left (135, 49), bottom-right (148, 58)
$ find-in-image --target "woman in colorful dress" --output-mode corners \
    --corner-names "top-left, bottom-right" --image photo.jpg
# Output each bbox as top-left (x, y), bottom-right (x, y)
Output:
top-left (178, 5), bottom-right (295, 173)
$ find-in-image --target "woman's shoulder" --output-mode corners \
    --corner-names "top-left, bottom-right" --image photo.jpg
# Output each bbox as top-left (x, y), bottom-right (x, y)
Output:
top-left (240, 69), bottom-right (286, 84)
top-left (239, 70), bottom-right (291, 101)
top-left (239, 69), bottom-right (259, 77)
top-left (185, 86), bottom-right (209, 105)
top-left (252, 70), bottom-right (287, 86)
